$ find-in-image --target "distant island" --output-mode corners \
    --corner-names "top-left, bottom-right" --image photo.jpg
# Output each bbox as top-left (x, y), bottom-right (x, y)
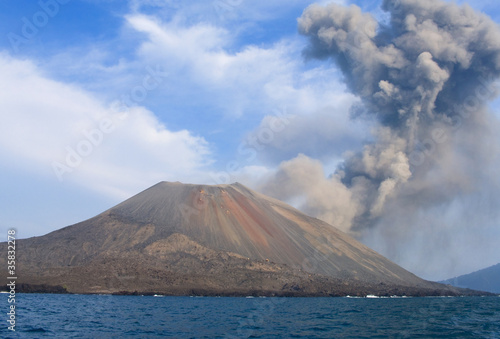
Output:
top-left (440, 263), bottom-right (500, 294)
top-left (1, 182), bottom-right (492, 297)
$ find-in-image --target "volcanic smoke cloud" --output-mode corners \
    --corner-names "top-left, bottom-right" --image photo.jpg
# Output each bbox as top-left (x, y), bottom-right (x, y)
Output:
top-left (261, 0), bottom-right (500, 278)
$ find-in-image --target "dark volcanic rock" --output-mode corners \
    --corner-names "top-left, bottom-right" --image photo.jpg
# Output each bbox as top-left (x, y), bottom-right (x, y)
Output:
top-left (0, 182), bottom-right (490, 296)
top-left (0, 283), bottom-right (69, 294)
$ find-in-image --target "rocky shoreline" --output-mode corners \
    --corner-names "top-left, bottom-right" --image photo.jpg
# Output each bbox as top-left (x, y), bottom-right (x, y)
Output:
top-left (1, 281), bottom-right (493, 297)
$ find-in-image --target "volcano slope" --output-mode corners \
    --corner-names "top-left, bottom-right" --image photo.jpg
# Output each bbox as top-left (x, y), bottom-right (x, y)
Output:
top-left (0, 182), bottom-right (486, 296)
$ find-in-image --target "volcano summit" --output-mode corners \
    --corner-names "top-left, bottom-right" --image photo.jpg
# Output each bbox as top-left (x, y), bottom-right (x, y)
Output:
top-left (1, 182), bottom-right (485, 296)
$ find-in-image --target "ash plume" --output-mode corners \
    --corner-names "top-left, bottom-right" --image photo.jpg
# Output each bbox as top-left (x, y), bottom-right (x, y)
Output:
top-left (261, 0), bottom-right (500, 278)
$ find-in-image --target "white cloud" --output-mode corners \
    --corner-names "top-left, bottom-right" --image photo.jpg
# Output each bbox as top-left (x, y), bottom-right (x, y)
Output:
top-left (0, 53), bottom-right (212, 200)
top-left (126, 14), bottom-right (301, 117)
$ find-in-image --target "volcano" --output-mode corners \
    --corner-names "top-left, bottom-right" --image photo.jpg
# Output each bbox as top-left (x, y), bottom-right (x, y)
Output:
top-left (0, 182), bottom-right (485, 296)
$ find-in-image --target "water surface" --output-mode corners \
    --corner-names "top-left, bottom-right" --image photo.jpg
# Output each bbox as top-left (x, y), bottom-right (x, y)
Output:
top-left (2, 294), bottom-right (499, 338)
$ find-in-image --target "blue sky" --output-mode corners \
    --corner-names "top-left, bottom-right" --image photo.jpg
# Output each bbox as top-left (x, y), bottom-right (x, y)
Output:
top-left (1, 0), bottom-right (499, 280)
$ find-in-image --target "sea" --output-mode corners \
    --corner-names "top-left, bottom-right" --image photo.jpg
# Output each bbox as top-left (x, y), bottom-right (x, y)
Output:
top-left (1, 294), bottom-right (499, 338)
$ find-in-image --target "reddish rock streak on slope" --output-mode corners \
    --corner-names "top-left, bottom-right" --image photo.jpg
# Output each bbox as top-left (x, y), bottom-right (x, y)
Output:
top-left (222, 191), bottom-right (270, 247)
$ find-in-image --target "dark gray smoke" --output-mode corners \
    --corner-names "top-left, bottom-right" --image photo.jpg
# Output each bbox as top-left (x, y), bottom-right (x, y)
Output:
top-left (260, 0), bottom-right (500, 278)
